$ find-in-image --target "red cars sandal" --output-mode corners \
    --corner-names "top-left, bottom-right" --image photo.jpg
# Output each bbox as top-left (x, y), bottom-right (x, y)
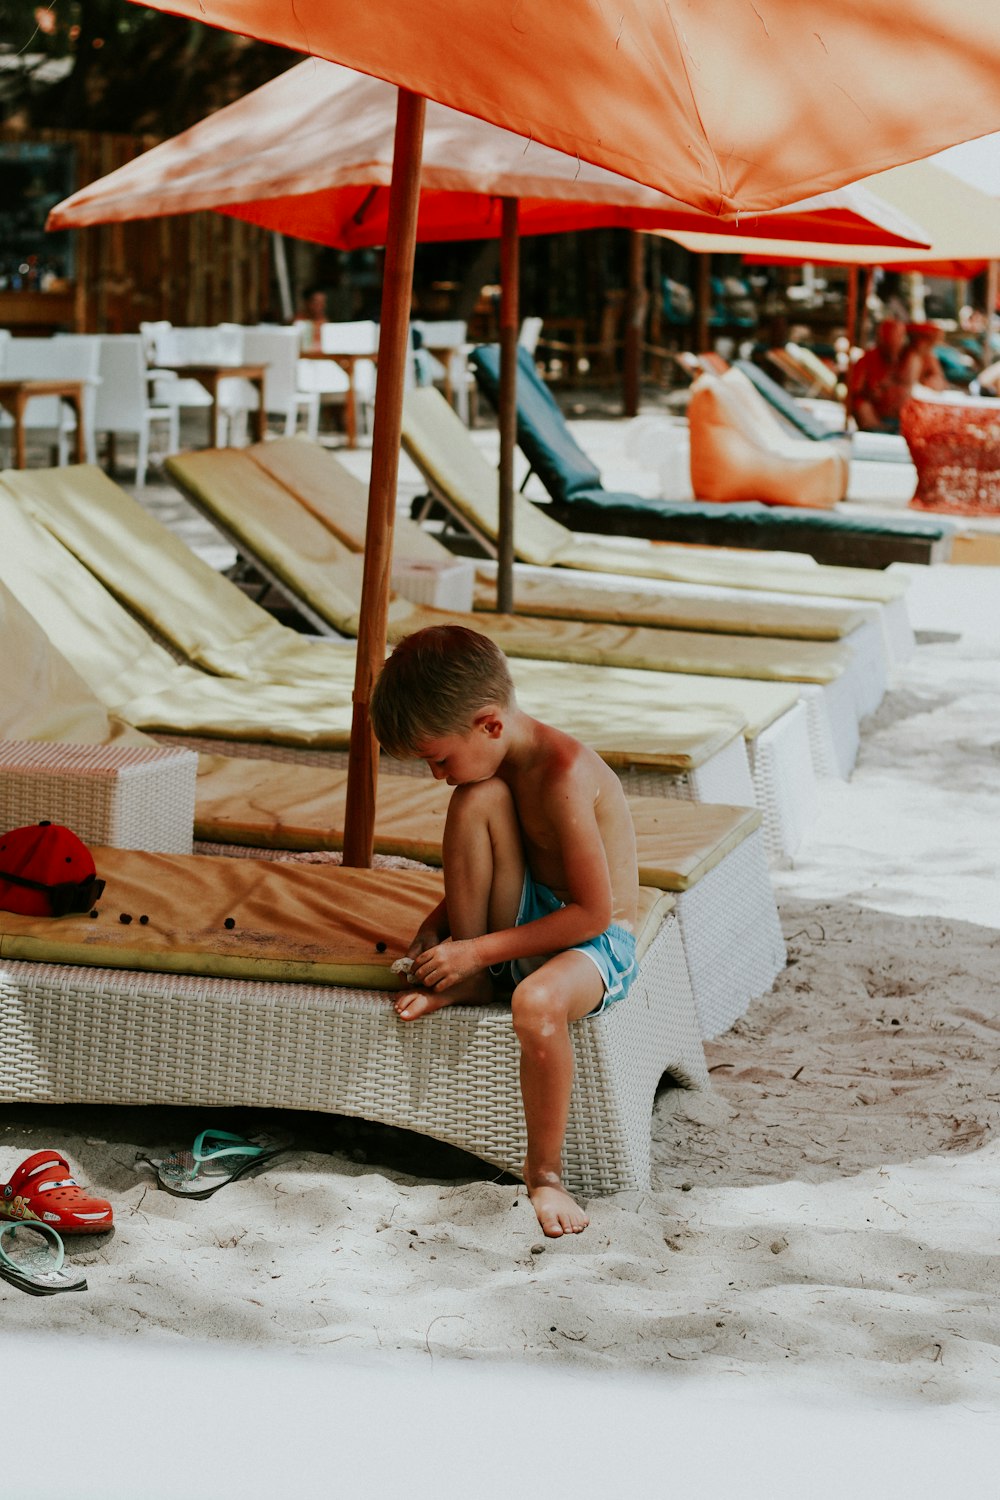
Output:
top-left (0, 1150), bottom-right (113, 1234)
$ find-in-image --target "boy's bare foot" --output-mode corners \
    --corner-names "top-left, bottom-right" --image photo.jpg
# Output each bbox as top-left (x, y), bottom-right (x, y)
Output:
top-left (525, 1168), bottom-right (589, 1237)
top-left (394, 975), bottom-right (493, 1021)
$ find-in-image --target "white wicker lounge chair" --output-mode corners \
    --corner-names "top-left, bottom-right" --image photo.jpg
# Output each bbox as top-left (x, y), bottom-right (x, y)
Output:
top-left (0, 856), bottom-right (706, 1196)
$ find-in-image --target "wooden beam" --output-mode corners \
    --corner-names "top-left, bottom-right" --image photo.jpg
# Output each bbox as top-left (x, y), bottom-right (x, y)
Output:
top-left (497, 196), bottom-right (519, 616)
top-left (342, 87), bottom-right (426, 869)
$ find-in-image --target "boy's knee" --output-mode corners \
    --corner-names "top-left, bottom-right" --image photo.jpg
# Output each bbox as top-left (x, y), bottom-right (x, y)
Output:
top-left (512, 973), bottom-right (564, 1041)
top-left (447, 776), bottom-right (515, 825)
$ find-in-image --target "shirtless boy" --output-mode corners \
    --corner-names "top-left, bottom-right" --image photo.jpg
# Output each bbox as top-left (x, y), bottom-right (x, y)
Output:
top-left (369, 625), bottom-right (640, 1239)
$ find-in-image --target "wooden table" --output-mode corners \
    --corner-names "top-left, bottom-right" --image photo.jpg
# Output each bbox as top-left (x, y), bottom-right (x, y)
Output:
top-left (0, 378), bottom-right (86, 469)
top-left (159, 362), bottom-right (268, 447)
top-left (299, 350), bottom-right (377, 449)
top-left (423, 342), bottom-right (472, 414)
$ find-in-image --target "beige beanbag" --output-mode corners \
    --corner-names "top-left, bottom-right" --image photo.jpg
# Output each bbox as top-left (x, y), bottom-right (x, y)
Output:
top-left (688, 370), bottom-right (849, 508)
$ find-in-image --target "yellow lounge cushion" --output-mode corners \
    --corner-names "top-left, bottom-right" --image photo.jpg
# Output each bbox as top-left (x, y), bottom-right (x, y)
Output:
top-left (247, 435), bottom-right (452, 564)
top-left (1, 464), bottom-right (359, 687)
top-left (0, 581), bottom-right (149, 749)
top-left (0, 847), bottom-right (672, 983)
top-left (402, 386), bottom-right (571, 567)
top-left (397, 385), bottom-right (905, 602)
top-left (195, 753), bottom-right (761, 890)
top-left (242, 438), bottom-right (871, 635)
top-left (472, 568), bottom-right (867, 642)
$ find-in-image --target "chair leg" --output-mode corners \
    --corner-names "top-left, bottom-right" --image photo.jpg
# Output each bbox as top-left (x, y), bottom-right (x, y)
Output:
top-left (135, 424), bottom-right (150, 490)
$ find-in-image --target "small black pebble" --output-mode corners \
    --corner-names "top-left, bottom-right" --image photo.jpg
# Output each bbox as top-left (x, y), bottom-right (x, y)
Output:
top-left (375, 941), bottom-right (387, 953)
top-left (119, 913), bottom-right (132, 925)
top-left (89, 910), bottom-right (99, 920)
top-left (139, 915), bottom-right (149, 925)
top-left (224, 917), bottom-right (236, 930)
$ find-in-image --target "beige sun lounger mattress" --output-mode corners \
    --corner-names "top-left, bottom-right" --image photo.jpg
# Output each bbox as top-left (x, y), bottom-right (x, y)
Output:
top-left (195, 754), bottom-right (761, 891)
top-left (0, 535), bottom-right (744, 776)
top-left (399, 387), bottom-right (908, 605)
top-left (243, 436), bottom-right (873, 641)
top-left (0, 848), bottom-right (671, 986)
top-left (164, 449), bottom-right (854, 684)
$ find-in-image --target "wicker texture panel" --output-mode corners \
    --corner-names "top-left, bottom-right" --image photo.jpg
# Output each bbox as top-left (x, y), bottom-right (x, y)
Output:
top-left (879, 597), bottom-right (916, 670)
top-left (797, 678), bottom-right (859, 781)
top-left (745, 701), bottom-right (818, 865)
top-left (0, 910), bottom-right (703, 1195)
top-left (674, 828), bottom-right (786, 1040)
top-left (0, 741), bottom-right (197, 853)
top-left (615, 733), bottom-right (752, 807)
top-left (843, 618), bottom-right (889, 721)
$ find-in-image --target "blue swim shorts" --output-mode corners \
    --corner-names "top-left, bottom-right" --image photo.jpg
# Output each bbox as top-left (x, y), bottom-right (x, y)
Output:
top-left (490, 867), bottom-right (638, 1015)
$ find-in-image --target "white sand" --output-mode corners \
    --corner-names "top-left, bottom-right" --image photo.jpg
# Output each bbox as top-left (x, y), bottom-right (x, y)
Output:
top-left (4, 429), bottom-right (1000, 1488)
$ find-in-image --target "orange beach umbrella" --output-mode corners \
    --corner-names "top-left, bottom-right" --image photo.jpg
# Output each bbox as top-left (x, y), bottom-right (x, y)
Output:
top-left (120, 0), bottom-right (1000, 867)
top-left (49, 60), bottom-right (931, 253)
top-left (119, 1), bottom-right (1000, 218)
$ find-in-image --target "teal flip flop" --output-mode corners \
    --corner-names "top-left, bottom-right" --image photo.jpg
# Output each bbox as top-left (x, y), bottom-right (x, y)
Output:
top-left (0, 1221), bottom-right (88, 1297)
top-left (137, 1129), bottom-right (294, 1200)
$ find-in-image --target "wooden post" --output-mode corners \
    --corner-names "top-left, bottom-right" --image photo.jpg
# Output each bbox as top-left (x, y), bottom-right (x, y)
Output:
top-left (497, 197), bottom-right (519, 616)
top-left (622, 228), bottom-right (644, 417)
top-left (647, 233), bottom-right (663, 383)
top-left (984, 260), bottom-right (999, 364)
top-left (695, 253), bottom-right (711, 354)
top-left (342, 88), bottom-right (426, 869)
top-left (845, 266), bottom-right (859, 351)
top-left (858, 267), bottom-right (874, 349)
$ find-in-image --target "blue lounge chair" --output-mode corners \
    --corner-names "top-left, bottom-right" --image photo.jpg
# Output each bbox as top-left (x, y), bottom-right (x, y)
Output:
top-left (469, 345), bottom-right (954, 569)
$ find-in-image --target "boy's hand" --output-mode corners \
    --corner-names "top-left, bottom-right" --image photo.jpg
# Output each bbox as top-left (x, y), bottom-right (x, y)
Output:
top-left (412, 938), bottom-right (483, 992)
top-left (407, 923), bottom-right (446, 962)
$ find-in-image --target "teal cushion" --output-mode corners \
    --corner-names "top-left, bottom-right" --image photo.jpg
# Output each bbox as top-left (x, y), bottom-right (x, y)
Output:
top-left (565, 488), bottom-right (954, 538)
top-left (471, 344), bottom-right (602, 501)
top-left (734, 360), bottom-right (839, 441)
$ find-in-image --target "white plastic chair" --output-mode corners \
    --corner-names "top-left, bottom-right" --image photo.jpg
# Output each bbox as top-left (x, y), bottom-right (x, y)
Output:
top-left (518, 316), bottom-right (544, 355)
top-left (317, 320), bottom-right (378, 435)
top-left (412, 319), bottom-right (474, 424)
top-left (141, 320), bottom-right (216, 440)
top-left (144, 324), bottom-right (245, 446)
top-left (2, 335), bottom-right (101, 465)
top-left (91, 334), bottom-right (179, 488)
top-left (241, 325), bottom-right (320, 441)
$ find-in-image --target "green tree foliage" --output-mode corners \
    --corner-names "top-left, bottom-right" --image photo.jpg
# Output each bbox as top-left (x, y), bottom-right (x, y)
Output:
top-left (0, 0), bottom-right (295, 133)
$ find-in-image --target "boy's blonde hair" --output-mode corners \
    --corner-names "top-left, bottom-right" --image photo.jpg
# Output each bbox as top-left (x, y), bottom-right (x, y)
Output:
top-left (370, 625), bottom-right (513, 758)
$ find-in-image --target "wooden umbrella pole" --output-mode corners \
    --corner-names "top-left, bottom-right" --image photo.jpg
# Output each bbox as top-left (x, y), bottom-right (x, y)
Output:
top-left (622, 227), bottom-right (644, 417)
top-left (695, 252), bottom-right (711, 354)
top-left (985, 259), bottom-right (999, 365)
top-left (342, 87), bottom-right (426, 869)
top-left (858, 266), bottom-right (874, 350)
top-left (497, 196), bottom-right (519, 615)
top-left (845, 266), bottom-right (858, 351)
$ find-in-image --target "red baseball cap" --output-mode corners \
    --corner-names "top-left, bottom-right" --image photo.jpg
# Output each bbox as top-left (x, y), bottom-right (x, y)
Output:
top-left (0, 822), bottom-right (105, 918)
